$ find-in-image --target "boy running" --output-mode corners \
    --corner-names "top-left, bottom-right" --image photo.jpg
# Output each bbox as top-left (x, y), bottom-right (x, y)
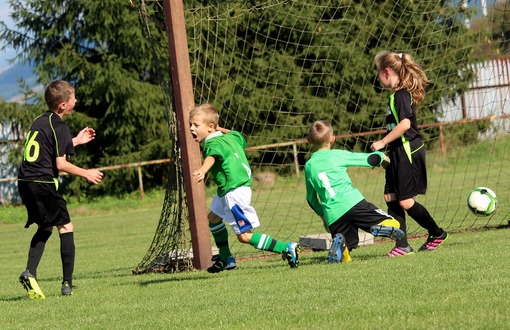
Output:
top-left (189, 103), bottom-right (299, 272)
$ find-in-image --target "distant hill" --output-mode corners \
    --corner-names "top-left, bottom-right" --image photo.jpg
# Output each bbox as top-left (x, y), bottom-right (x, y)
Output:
top-left (0, 63), bottom-right (39, 103)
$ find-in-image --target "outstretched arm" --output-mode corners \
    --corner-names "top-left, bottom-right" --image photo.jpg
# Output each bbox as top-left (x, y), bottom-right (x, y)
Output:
top-left (73, 127), bottom-right (96, 147)
top-left (370, 118), bottom-right (410, 151)
top-left (56, 156), bottom-right (103, 184)
top-left (193, 156), bottom-right (215, 183)
top-left (367, 152), bottom-right (390, 168)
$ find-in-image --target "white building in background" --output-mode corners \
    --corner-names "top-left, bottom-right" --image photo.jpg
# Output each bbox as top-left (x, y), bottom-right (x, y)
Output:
top-left (438, 58), bottom-right (510, 139)
top-left (0, 123), bottom-right (21, 205)
top-left (1, 59), bottom-right (509, 204)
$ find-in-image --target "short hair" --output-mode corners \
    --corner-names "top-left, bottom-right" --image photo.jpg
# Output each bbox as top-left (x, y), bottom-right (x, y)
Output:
top-left (308, 120), bottom-right (333, 147)
top-left (189, 103), bottom-right (220, 127)
top-left (44, 80), bottom-right (75, 110)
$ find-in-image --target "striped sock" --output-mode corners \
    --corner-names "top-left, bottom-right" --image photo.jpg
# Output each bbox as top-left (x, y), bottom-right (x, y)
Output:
top-left (249, 232), bottom-right (287, 253)
top-left (209, 221), bottom-right (231, 260)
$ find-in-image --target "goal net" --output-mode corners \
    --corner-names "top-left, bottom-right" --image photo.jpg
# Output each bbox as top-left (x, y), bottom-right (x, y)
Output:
top-left (134, 0), bottom-right (510, 273)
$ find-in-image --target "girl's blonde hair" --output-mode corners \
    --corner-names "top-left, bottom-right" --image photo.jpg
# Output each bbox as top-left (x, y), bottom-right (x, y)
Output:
top-left (308, 120), bottom-right (333, 147)
top-left (189, 103), bottom-right (220, 127)
top-left (375, 51), bottom-right (429, 108)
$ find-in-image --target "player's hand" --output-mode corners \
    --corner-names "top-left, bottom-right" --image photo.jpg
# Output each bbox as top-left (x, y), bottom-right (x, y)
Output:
top-left (86, 169), bottom-right (103, 184)
top-left (193, 170), bottom-right (205, 183)
top-left (73, 127), bottom-right (96, 146)
top-left (370, 140), bottom-right (385, 151)
top-left (381, 153), bottom-right (391, 168)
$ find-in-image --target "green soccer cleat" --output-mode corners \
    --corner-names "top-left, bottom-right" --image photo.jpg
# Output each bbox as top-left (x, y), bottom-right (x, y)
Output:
top-left (19, 270), bottom-right (45, 300)
top-left (282, 242), bottom-right (300, 268)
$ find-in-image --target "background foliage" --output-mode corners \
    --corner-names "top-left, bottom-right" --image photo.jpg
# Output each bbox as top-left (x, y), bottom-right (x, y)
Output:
top-left (0, 0), bottom-right (506, 197)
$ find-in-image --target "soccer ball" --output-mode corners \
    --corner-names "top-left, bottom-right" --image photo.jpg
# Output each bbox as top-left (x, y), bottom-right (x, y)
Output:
top-left (467, 187), bottom-right (498, 216)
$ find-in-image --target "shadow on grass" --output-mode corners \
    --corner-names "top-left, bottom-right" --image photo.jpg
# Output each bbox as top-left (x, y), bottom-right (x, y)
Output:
top-left (0, 295), bottom-right (29, 302)
top-left (137, 274), bottom-right (211, 287)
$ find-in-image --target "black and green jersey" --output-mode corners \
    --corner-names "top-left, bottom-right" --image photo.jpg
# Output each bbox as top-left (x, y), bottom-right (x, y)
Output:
top-left (18, 111), bottom-right (75, 182)
top-left (385, 89), bottom-right (421, 150)
top-left (304, 149), bottom-right (385, 225)
top-left (203, 130), bottom-right (252, 197)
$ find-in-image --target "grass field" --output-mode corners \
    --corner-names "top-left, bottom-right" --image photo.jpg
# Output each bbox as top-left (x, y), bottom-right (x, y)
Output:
top-left (1, 191), bottom-right (509, 329)
top-left (2, 136), bottom-right (510, 328)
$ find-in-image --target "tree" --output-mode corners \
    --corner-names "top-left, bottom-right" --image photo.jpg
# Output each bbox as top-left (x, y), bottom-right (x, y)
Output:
top-left (0, 0), bottom-right (171, 196)
top-left (0, 0), bottom-right (488, 191)
top-left (186, 0), bottom-right (485, 163)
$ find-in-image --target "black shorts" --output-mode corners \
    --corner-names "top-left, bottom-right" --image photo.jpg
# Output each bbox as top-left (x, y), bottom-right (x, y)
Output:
top-left (385, 139), bottom-right (427, 200)
top-left (329, 199), bottom-right (393, 249)
top-left (18, 180), bottom-right (71, 228)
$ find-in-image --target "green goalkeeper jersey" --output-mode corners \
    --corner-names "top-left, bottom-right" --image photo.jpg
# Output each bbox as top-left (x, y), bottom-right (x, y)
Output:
top-left (304, 149), bottom-right (385, 225)
top-left (203, 130), bottom-right (252, 197)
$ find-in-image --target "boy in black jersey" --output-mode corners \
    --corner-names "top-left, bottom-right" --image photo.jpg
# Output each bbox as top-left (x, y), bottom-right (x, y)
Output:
top-left (17, 80), bottom-right (103, 298)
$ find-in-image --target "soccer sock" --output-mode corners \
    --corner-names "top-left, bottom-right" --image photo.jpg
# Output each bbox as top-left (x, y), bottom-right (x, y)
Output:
top-left (249, 232), bottom-right (287, 253)
top-left (60, 232), bottom-right (75, 285)
top-left (406, 202), bottom-right (443, 237)
top-left (26, 229), bottom-right (52, 278)
top-left (209, 221), bottom-right (232, 261)
top-left (387, 201), bottom-right (409, 247)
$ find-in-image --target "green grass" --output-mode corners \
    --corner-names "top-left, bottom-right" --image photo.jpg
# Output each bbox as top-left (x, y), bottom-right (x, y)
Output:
top-left (1, 203), bottom-right (509, 329)
top-left (2, 136), bottom-right (510, 328)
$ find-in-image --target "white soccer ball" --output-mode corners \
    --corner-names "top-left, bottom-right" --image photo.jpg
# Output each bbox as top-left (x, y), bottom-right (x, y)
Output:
top-left (467, 187), bottom-right (498, 217)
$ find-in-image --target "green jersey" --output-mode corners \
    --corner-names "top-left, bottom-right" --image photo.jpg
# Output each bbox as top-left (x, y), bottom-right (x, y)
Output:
top-left (203, 130), bottom-right (252, 197)
top-left (304, 149), bottom-right (385, 225)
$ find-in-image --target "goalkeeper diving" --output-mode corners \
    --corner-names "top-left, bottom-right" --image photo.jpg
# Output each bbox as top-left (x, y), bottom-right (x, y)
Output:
top-left (304, 120), bottom-right (404, 263)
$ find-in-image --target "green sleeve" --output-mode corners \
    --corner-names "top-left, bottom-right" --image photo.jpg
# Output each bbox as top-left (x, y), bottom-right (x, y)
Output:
top-left (340, 150), bottom-right (384, 168)
top-left (305, 174), bottom-right (324, 216)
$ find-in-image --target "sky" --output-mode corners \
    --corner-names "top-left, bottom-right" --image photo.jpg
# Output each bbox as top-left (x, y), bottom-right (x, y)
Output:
top-left (0, 0), bottom-right (15, 70)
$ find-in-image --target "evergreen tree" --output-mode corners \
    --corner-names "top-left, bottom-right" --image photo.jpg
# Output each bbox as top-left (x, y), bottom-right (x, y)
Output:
top-left (1, 0), bottom-right (488, 193)
top-left (187, 1), bottom-right (484, 157)
top-left (0, 0), bottom-right (170, 196)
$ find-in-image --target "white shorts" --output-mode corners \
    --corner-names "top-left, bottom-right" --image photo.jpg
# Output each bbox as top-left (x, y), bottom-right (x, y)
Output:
top-left (210, 186), bottom-right (260, 235)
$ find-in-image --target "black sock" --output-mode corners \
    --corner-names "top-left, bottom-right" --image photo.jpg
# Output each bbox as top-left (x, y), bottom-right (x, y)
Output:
top-left (60, 232), bottom-right (75, 285)
top-left (27, 229), bottom-right (52, 278)
top-left (406, 202), bottom-right (442, 237)
top-left (387, 201), bottom-right (409, 247)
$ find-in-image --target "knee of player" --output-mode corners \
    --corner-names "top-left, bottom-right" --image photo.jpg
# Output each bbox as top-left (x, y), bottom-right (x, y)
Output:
top-left (207, 211), bottom-right (222, 224)
top-left (399, 199), bottom-right (414, 210)
top-left (57, 222), bottom-right (74, 234)
top-left (384, 193), bottom-right (397, 203)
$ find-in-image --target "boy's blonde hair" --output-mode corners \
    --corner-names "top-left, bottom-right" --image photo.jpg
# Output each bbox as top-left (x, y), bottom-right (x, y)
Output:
top-left (44, 80), bottom-right (75, 111)
top-left (308, 120), bottom-right (333, 147)
top-left (189, 103), bottom-right (220, 127)
top-left (374, 51), bottom-right (429, 108)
